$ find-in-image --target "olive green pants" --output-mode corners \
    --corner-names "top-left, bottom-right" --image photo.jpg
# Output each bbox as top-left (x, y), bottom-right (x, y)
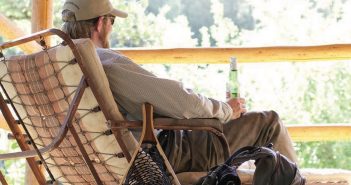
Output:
top-left (158, 111), bottom-right (298, 173)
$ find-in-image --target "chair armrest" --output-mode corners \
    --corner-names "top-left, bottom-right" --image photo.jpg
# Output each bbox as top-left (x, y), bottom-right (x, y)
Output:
top-left (154, 118), bottom-right (224, 135)
top-left (109, 118), bottom-right (223, 136)
top-left (109, 118), bottom-right (230, 159)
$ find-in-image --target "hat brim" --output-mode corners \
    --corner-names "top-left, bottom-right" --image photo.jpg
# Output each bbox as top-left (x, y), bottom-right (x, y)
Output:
top-left (110, 8), bottom-right (128, 18)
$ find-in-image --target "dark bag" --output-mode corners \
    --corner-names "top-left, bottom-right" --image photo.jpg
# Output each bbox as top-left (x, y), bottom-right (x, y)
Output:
top-left (195, 144), bottom-right (305, 185)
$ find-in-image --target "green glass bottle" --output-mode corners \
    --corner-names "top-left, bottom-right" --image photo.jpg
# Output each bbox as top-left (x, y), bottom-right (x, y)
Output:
top-left (229, 57), bottom-right (239, 98)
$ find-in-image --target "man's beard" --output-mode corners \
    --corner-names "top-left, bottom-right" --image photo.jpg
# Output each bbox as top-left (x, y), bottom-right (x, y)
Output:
top-left (99, 25), bottom-right (110, 48)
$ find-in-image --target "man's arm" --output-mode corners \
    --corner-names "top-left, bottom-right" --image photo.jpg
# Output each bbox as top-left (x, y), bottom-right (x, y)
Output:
top-left (98, 49), bottom-right (236, 123)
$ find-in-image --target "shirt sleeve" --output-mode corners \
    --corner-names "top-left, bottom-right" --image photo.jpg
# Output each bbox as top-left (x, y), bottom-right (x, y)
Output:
top-left (98, 49), bottom-right (233, 123)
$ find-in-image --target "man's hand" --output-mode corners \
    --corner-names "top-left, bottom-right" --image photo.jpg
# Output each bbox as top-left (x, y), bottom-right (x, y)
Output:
top-left (226, 98), bottom-right (247, 120)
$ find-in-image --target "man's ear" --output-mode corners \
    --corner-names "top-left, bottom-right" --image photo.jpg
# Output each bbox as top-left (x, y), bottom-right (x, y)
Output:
top-left (96, 16), bottom-right (105, 32)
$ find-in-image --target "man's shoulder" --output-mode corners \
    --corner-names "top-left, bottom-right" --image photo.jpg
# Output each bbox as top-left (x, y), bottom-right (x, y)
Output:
top-left (96, 48), bottom-right (124, 62)
top-left (96, 48), bottom-right (135, 66)
top-left (96, 48), bottom-right (122, 57)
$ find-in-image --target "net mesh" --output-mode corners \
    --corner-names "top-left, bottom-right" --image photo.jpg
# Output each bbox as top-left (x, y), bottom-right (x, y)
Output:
top-left (124, 143), bottom-right (172, 185)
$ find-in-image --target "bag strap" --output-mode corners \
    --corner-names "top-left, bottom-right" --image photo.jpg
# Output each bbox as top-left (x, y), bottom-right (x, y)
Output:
top-left (226, 145), bottom-right (278, 167)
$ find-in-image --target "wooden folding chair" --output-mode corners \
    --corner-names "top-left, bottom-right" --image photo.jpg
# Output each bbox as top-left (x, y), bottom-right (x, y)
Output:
top-left (0, 29), bottom-right (230, 185)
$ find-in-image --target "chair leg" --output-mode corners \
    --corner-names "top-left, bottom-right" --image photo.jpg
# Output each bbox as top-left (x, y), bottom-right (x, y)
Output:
top-left (122, 103), bottom-right (181, 185)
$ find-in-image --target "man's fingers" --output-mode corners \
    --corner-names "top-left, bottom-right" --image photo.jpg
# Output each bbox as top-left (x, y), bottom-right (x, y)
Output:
top-left (241, 108), bottom-right (247, 113)
top-left (228, 97), bottom-right (248, 120)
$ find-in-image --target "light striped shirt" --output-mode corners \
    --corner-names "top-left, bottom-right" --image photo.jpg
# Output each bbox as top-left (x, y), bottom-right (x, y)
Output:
top-left (96, 48), bottom-right (233, 123)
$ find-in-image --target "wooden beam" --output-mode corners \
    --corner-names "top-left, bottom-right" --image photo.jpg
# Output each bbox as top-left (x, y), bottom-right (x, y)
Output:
top-left (0, 13), bottom-right (41, 53)
top-left (31, 0), bottom-right (53, 46)
top-left (0, 114), bottom-right (9, 131)
top-left (287, 124), bottom-right (351, 142)
top-left (0, 93), bottom-right (46, 184)
top-left (117, 44), bottom-right (351, 64)
top-left (25, 163), bottom-right (41, 185)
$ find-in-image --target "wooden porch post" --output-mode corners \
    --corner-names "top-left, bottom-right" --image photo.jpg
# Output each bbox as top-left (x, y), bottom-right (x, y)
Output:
top-left (31, 0), bottom-right (53, 46)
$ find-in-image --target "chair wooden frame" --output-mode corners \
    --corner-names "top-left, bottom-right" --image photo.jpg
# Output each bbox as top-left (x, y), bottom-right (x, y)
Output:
top-left (0, 29), bottom-right (230, 185)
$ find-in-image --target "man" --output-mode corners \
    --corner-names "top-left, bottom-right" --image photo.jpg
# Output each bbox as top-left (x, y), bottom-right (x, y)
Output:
top-left (61, 0), bottom-right (297, 173)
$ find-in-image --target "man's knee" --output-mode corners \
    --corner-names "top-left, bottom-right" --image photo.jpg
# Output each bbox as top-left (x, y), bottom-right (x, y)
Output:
top-left (248, 110), bottom-right (284, 144)
top-left (261, 110), bottom-right (283, 127)
top-left (242, 110), bottom-right (282, 127)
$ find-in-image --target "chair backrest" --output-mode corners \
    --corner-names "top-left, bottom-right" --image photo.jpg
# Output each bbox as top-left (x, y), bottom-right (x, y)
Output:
top-left (0, 30), bottom-right (137, 184)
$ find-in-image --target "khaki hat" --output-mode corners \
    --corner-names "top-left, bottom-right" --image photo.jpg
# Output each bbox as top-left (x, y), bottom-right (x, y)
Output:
top-left (63, 0), bottom-right (128, 21)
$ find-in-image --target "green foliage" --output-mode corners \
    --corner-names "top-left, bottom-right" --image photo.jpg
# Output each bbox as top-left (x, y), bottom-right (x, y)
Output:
top-left (0, 0), bottom-right (31, 20)
top-left (110, 0), bottom-right (161, 47)
top-left (0, 130), bottom-right (25, 185)
top-left (300, 63), bottom-right (351, 123)
top-left (146, 0), bottom-right (214, 42)
top-left (145, 0), bottom-right (254, 44)
top-left (296, 141), bottom-right (351, 169)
